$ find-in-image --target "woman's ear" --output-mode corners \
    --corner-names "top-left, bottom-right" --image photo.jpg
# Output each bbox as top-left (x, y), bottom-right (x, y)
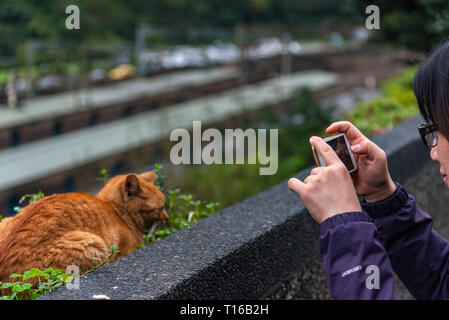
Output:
top-left (139, 171), bottom-right (157, 184)
top-left (125, 175), bottom-right (141, 196)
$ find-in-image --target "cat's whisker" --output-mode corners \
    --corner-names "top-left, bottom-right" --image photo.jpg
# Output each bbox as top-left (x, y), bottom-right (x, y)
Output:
top-left (148, 222), bottom-right (159, 237)
top-left (188, 211), bottom-right (195, 223)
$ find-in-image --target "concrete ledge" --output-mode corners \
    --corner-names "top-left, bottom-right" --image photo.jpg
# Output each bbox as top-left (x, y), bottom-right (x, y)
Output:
top-left (43, 114), bottom-right (431, 300)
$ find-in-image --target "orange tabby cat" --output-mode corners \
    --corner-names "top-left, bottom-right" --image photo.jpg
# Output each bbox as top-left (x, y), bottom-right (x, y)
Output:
top-left (0, 171), bottom-right (168, 290)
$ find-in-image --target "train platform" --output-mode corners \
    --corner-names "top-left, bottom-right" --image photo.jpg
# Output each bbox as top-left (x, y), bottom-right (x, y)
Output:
top-left (0, 70), bottom-right (338, 191)
top-left (0, 66), bottom-right (239, 129)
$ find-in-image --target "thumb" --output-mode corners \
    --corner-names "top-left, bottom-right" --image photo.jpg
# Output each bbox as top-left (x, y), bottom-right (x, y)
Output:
top-left (288, 178), bottom-right (306, 196)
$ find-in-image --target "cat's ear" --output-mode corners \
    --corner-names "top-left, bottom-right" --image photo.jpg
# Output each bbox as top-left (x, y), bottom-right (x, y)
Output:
top-left (125, 175), bottom-right (141, 197)
top-left (139, 171), bottom-right (157, 184)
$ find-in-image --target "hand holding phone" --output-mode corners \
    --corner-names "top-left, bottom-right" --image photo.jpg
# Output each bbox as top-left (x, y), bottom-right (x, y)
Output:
top-left (288, 136), bottom-right (361, 224)
top-left (312, 133), bottom-right (358, 173)
top-left (325, 121), bottom-right (396, 202)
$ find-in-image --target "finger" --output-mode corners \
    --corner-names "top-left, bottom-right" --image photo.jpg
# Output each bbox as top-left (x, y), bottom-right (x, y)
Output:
top-left (288, 178), bottom-right (306, 196)
top-left (326, 121), bottom-right (366, 142)
top-left (310, 167), bottom-right (325, 175)
top-left (350, 139), bottom-right (380, 161)
top-left (309, 136), bottom-right (341, 166)
top-left (303, 175), bottom-right (314, 184)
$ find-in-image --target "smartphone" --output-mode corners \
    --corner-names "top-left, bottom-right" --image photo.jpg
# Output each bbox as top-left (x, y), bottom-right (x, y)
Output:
top-left (311, 133), bottom-right (358, 173)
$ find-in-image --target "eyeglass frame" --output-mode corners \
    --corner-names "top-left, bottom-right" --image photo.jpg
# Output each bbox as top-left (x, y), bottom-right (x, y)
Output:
top-left (418, 123), bottom-right (439, 148)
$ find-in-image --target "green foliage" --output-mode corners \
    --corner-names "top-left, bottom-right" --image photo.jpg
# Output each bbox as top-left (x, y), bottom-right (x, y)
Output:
top-left (345, 0), bottom-right (449, 52)
top-left (0, 243), bottom-right (119, 300)
top-left (0, 0), bottom-right (351, 58)
top-left (95, 168), bottom-right (110, 185)
top-left (152, 163), bottom-right (164, 190)
top-left (19, 190), bottom-right (45, 204)
top-left (0, 71), bottom-right (8, 86)
top-left (0, 267), bottom-right (74, 300)
top-left (100, 168), bottom-right (110, 184)
top-left (344, 67), bottom-right (419, 136)
top-left (13, 190), bottom-right (45, 213)
top-left (141, 166), bottom-right (220, 245)
top-left (84, 244), bottom-right (119, 275)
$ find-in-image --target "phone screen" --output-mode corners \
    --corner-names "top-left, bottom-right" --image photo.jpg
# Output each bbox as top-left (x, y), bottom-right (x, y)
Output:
top-left (326, 135), bottom-right (355, 171)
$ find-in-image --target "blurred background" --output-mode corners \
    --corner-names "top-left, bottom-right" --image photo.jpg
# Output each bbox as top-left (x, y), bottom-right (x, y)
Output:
top-left (0, 1), bottom-right (446, 232)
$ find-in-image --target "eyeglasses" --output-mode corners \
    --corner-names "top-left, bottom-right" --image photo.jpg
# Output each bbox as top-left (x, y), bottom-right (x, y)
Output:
top-left (418, 123), bottom-right (439, 148)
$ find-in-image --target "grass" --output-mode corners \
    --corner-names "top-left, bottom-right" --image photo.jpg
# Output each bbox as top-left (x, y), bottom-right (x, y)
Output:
top-left (344, 66), bottom-right (419, 136)
top-left (140, 163), bottom-right (220, 246)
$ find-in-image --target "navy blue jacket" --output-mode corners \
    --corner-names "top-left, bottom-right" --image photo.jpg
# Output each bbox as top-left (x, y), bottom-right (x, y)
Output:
top-left (319, 182), bottom-right (449, 299)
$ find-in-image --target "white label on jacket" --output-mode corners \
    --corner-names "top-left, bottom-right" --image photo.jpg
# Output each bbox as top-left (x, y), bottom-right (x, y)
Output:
top-left (341, 265), bottom-right (362, 278)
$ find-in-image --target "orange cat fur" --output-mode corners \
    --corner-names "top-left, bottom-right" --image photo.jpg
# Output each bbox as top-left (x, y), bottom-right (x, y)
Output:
top-left (0, 171), bottom-right (168, 289)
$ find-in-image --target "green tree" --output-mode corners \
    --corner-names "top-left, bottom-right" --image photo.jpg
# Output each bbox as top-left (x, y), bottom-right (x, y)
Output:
top-left (0, 0), bottom-right (350, 59)
top-left (346, 0), bottom-right (449, 52)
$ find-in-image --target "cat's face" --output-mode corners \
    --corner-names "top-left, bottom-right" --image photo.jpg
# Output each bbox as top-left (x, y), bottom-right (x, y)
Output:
top-left (99, 171), bottom-right (169, 229)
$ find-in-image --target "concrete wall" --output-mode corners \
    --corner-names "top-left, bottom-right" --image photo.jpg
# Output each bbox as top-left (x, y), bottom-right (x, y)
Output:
top-left (43, 114), bottom-right (448, 300)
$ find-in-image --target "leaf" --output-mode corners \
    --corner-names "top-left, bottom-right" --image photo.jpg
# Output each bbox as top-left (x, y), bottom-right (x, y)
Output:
top-left (21, 283), bottom-right (32, 290)
top-left (28, 292), bottom-right (40, 300)
top-left (23, 268), bottom-right (43, 280)
top-left (52, 282), bottom-right (63, 289)
top-left (7, 292), bottom-right (17, 300)
top-left (38, 283), bottom-right (50, 291)
top-left (9, 273), bottom-right (23, 278)
top-left (1, 282), bottom-right (15, 289)
top-left (50, 268), bottom-right (63, 277)
top-left (12, 283), bottom-right (27, 293)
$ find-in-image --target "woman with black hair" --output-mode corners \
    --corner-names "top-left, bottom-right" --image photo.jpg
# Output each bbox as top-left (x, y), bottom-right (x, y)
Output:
top-left (288, 41), bottom-right (449, 299)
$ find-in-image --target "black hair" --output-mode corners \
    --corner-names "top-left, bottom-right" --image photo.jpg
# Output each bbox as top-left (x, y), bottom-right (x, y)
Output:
top-left (414, 40), bottom-right (449, 139)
